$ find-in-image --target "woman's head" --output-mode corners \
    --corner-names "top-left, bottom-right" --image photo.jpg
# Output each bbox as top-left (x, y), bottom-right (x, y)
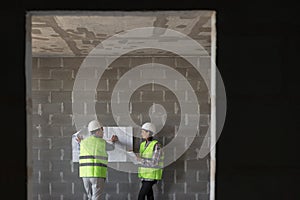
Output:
top-left (141, 122), bottom-right (156, 139)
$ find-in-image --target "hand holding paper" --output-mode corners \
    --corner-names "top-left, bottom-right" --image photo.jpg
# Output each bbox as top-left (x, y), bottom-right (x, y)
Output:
top-left (126, 151), bottom-right (141, 165)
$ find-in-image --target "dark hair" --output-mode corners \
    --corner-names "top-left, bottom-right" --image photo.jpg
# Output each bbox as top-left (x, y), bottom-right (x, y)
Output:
top-left (147, 136), bottom-right (153, 141)
top-left (149, 131), bottom-right (154, 136)
top-left (91, 128), bottom-right (100, 135)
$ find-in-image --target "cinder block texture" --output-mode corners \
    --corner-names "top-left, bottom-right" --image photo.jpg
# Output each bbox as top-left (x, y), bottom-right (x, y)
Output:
top-left (30, 54), bottom-right (211, 199)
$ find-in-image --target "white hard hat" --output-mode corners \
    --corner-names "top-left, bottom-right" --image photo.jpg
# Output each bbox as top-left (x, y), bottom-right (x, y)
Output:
top-left (88, 120), bottom-right (103, 132)
top-left (141, 122), bottom-right (156, 135)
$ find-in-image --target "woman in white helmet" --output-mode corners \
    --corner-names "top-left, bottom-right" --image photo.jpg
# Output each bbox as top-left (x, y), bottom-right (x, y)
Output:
top-left (137, 122), bottom-right (163, 200)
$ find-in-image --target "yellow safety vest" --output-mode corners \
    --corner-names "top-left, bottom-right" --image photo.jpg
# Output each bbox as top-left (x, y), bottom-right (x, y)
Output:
top-left (79, 136), bottom-right (108, 178)
top-left (138, 140), bottom-right (163, 180)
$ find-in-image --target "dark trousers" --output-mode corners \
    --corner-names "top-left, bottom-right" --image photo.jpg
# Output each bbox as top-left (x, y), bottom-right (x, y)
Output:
top-left (138, 180), bottom-right (157, 200)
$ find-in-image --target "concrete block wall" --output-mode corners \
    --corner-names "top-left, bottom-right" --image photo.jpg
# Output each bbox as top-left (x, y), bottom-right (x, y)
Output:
top-left (29, 54), bottom-right (211, 200)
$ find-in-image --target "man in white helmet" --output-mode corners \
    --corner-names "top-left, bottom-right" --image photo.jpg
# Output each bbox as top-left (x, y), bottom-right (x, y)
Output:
top-left (137, 122), bottom-right (164, 200)
top-left (77, 120), bottom-right (118, 200)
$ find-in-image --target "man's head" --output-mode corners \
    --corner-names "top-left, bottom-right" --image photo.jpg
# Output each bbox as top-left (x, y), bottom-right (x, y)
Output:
top-left (88, 120), bottom-right (104, 137)
top-left (141, 122), bottom-right (156, 139)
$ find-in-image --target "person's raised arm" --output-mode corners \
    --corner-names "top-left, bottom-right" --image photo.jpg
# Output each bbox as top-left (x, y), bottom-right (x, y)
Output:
top-left (105, 134), bottom-right (118, 151)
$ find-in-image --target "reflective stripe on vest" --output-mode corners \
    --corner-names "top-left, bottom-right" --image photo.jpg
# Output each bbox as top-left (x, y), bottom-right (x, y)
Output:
top-left (79, 136), bottom-right (108, 178)
top-left (138, 140), bottom-right (163, 180)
